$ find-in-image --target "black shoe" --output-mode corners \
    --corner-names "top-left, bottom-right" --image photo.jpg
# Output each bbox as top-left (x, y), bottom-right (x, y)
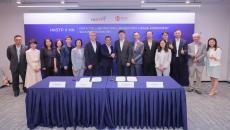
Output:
top-left (187, 88), bottom-right (193, 92)
top-left (195, 89), bottom-right (202, 94)
top-left (23, 87), bottom-right (27, 93)
top-left (14, 91), bottom-right (19, 97)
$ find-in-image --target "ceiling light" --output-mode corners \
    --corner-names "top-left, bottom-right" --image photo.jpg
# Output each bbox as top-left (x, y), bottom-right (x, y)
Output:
top-left (16, 0), bottom-right (21, 4)
top-left (60, 0), bottom-right (65, 4)
top-left (185, 0), bottom-right (190, 4)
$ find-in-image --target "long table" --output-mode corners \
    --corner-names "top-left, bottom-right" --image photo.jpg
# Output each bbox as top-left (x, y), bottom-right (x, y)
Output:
top-left (26, 76), bottom-right (187, 130)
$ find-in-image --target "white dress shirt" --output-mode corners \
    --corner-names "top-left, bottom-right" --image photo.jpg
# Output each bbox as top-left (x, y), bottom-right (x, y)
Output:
top-left (16, 46), bottom-right (21, 62)
top-left (194, 43), bottom-right (198, 55)
top-left (175, 39), bottom-right (180, 57)
top-left (106, 44), bottom-right (112, 54)
top-left (91, 41), bottom-right (97, 53)
top-left (148, 40), bottom-right (152, 50)
top-left (119, 39), bottom-right (124, 51)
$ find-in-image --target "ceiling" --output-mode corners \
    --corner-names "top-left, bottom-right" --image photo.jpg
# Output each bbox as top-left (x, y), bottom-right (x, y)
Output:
top-left (1, 0), bottom-right (230, 10)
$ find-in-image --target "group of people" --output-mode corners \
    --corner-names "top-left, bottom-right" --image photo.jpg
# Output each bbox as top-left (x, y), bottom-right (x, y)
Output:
top-left (6, 29), bottom-right (221, 97)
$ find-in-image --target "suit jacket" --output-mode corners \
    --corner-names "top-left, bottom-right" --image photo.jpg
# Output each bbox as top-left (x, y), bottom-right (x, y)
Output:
top-left (188, 42), bottom-right (206, 66)
top-left (100, 44), bottom-right (114, 68)
top-left (171, 39), bottom-right (188, 63)
top-left (71, 48), bottom-right (85, 70)
top-left (131, 41), bottom-right (144, 65)
top-left (60, 45), bottom-right (73, 68)
top-left (7, 44), bottom-right (27, 72)
top-left (114, 40), bottom-right (132, 65)
top-left (84, 41), bottom-right (101, 67)
top-left (142, 40), bottom-right (158, 64)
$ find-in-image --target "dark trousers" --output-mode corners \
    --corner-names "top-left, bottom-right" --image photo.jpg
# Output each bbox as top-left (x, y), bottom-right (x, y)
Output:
top-left (86, 65), bottom-right (100, 76)
top-left (62, 65), bottom-right (73, 76)
top-left (143, 62), bottom-right (157, 76)
top-left (131, 64), bottom-right (143, 76)
top-left (170, 57), bottom-right (185, 86)
top-left (11, 67), bottom-right (26, 93)
top-left (42, 67), bottom-right (54, 79)
top-left (117, 64), bottom-right (130, 76)
top-left (101, 66), bottom-right (112, 76)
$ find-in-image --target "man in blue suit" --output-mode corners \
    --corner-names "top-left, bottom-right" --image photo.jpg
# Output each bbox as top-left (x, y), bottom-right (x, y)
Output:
top-left (84, 31), bottom-right (101, 76)
top-left (60, 35), bottom-right (73, 76)
top-left (131, 32), bottom-right (144, 76)
top-left (169, 29), bottom-right (189, 86)
top-left (100, 36), bottom-right (115, 76)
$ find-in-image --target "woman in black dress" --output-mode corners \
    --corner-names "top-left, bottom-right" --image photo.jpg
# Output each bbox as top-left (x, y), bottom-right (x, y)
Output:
top-left (54, 38), bottom-right (63, 76)
top-left (40, 38), bottom-right (58, 79)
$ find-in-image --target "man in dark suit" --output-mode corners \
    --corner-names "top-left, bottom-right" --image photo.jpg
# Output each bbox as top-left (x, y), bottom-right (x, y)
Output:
top-left (84, 31), bottom-right (101, 76)
top-left (7, 35), bottom-right (27, 97)
top-left (60, 35), bottom-right (73, 76)
top-left (100, 36), bottom-right (115, 76)
top-left (114, 30), bottom-right (132, 76)
top-left (169, 29), bottom-right (189, 86)
top-left (142, 31), bottom-right (158, 76)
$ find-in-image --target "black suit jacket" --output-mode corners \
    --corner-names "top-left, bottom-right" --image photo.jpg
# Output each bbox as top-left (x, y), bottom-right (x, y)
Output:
top-left (7, 44), bottom-right (27, 72)
top-left (84, 41), bottom-right (101, 67)
top-left (114, 40), bottom-right (132, 66)
top-left (100, 44), bottom-right (114, 68)
top-left (142, 40), bottom-right (158, 64)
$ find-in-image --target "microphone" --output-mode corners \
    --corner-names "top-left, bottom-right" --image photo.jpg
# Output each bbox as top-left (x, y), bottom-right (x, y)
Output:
top-left (110, 68), bottom-right (114, 81)
top-left (89, 67), bottom-right (93, 82)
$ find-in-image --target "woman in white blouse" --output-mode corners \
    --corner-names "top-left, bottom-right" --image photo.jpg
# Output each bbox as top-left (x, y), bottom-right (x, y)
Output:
top-left (25, 39), bottom-right (42, 88)
top-left (206, 38), bottom-right (222, 96)
top-left (155, 40), bottom-right (172, 76)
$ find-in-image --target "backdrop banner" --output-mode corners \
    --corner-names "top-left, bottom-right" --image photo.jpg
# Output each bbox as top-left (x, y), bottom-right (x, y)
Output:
top-left (24, 13), bottom-right (195, 48)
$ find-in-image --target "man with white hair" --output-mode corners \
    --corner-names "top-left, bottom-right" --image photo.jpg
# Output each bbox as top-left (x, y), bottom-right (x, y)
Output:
top-left (187, 33), bottom-right (206, 94)
top-left (84, 31), bottom-right (101, 76)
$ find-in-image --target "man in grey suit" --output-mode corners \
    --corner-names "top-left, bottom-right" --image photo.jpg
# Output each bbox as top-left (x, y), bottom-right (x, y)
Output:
top-left (7, 35), bottom-right (27, 97)
top-left (187, 33), bottom-right (206, 94)
top-left (114, 30), bottom-right (132, 76)
top-left (131, 32), bottom-right (144, 76)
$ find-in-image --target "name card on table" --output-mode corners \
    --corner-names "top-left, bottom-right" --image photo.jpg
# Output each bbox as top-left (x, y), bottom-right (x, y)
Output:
top-left (49, 81), bottom-right (66, 88)
top-left (127, 76), bottom-right (137, 82)
top-left (79, 77), bottom-right (90, 82)
top-left (75, 81), bottom-right (92, 88)
top-left (78, 77), bottom-right (102, 82)
top-left (91, 77), bottom-right (102, 82)
top-left (146, 82), bottom-right (164, 88)
top-left (117, 82), bottom-right (134, 88)
top-left (116, 76), bottom-right (126, 82)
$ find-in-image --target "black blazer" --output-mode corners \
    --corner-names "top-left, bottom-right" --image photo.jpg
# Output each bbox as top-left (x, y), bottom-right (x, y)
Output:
top-left (142, 40), bottom-right (158, 64)
top-left (84, 41), bottom-right (101, 67)
top-left (7, 44), bottom-right (27, 72)
top-left (114, 40), bottom-right (132, 65)
top-left (100, 44), bottom-right (114, 68)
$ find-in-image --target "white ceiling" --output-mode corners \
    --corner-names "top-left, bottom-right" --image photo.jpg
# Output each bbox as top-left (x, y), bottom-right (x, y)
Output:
top-left (1, 0), bottom-right (230, 9)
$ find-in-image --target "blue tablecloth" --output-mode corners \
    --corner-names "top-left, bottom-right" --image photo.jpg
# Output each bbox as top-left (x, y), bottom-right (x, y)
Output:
top-left (26, 76), bottom-right (187, 130)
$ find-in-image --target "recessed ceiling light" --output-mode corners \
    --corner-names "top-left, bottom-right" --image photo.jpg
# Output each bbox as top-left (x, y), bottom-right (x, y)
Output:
top-left (185, 1), bottom-right (190, 4)
top-left (16, 0), bottom-right (21, 4)
top-left (60, 0), bottom-right (65, 4)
